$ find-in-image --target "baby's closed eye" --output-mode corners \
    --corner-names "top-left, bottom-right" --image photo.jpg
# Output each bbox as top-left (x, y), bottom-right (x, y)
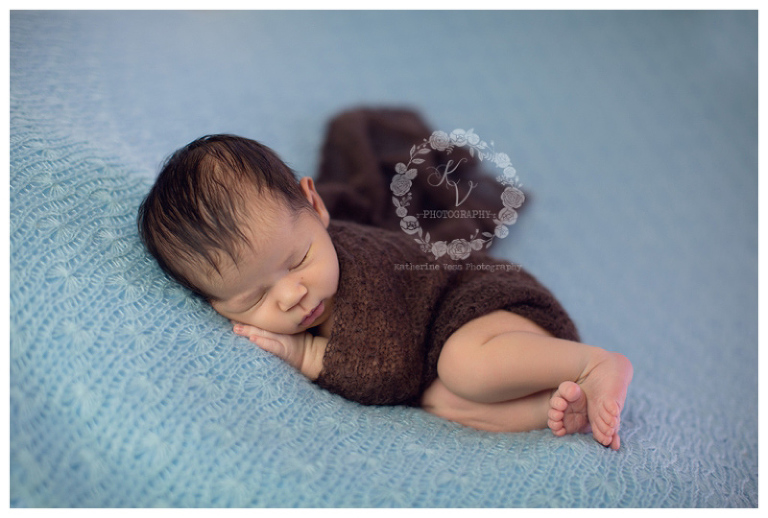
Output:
top-left (291, 247), bottom-right (310, 270)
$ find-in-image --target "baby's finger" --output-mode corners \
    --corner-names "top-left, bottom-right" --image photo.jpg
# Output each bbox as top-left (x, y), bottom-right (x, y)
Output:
top-left (250, 335), bottom-right (287, 359)
top-left (233, 323), bottom-right (268, 338)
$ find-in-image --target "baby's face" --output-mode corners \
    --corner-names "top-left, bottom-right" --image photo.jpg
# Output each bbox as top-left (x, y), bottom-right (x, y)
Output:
top-left (200, 190), bottom-right (339, 336)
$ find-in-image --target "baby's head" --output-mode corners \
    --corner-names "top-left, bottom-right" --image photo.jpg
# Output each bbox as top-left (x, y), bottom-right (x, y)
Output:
top-left (138, 134), bottom-right (339, 334)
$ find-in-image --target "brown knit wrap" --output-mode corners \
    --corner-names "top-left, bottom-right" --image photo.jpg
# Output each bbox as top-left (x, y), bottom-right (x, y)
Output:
top-left (314, 220), bottom-right (580, 406)
top-left (314, 106), bottom-right (509, 244)
top-left (312, 106), bottom-right (579, 406)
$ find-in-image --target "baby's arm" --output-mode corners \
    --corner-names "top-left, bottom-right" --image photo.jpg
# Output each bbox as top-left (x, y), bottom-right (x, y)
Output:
top-left (233, 324), bottom-right (327, 380)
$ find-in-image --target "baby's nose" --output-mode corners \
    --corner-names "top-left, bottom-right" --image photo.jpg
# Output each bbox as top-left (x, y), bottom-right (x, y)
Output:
top-left (276, 278), bottom-right (308, 312)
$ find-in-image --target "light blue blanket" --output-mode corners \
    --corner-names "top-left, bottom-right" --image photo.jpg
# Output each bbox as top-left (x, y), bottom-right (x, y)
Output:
top-left (10, 10), bottom-right (757, 507)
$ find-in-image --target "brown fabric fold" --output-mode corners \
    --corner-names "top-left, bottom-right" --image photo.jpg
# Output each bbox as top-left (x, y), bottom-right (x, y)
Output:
top-left (315, 106), bottom-right (512, 246)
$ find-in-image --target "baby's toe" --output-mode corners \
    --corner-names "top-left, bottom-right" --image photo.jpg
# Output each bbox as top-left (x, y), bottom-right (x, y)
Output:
top-left (549, 396), bottom-right (568, 412)
top-left (593, 429), bottom-right (614, 447)
top-left (550, 426), bottom-right (567, 436)
top-left (560, 381), bottom-right (582, 402)
top-left (592, 415), bottom-right (614, 438)
top-left (548, 407), bottom-right (564, 421)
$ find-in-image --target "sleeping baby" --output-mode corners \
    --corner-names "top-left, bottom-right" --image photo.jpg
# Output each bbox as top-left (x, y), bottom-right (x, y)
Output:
top-left (137, 134), bottom-right (633, 450)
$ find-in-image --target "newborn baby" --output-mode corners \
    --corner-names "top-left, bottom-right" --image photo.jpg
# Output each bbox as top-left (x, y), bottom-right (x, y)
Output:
top-left (138, 134), bottom-right (633, 449)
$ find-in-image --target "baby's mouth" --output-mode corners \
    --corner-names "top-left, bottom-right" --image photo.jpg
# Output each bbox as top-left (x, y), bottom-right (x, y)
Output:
top-left (300, 301), bottom-right (325, 328)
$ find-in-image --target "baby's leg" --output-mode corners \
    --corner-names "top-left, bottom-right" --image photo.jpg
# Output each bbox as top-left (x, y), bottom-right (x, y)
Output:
top-left (436, 311), bottom-right (632, 449)
top-left (421, 378), bottom-right (553, 433)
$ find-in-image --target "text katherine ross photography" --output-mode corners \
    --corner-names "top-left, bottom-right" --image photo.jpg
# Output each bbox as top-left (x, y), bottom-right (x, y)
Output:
top-left (394, 262), bottom-right (522, 272)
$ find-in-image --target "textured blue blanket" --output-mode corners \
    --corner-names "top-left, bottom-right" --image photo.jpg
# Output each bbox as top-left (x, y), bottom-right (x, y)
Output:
top-left (10, 10), bottom-right (757, 507)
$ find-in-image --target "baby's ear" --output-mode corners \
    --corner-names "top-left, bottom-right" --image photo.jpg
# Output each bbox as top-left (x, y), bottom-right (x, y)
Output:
top-left (299, 177), bottom-right (331, 227)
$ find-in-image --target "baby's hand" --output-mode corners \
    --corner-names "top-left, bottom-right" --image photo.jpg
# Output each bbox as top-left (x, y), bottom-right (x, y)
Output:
top-left (232, 323), bottom-right (325, 380)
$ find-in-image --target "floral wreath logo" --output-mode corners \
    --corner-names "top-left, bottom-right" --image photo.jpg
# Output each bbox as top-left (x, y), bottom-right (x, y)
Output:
top-left (390, 128), bottom-right (525, 261)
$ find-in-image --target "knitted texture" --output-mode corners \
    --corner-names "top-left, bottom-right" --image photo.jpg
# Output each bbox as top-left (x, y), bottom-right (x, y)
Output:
top-left (317, 220), bottom-right (579, 406)
top-left (10, 10), bottom-right (757, 507)
top-left (315, 107), bottom-right (509, 243)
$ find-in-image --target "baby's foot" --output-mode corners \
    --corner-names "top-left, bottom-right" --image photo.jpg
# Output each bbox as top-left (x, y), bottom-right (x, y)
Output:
top-left (548, 381), bottom-right (591, 437)
top-left (577, 351), bottom-right (633, 450)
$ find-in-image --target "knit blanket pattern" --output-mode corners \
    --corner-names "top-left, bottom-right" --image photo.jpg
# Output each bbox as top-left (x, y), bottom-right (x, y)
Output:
top-left (10, 11), bottom-right (757, 507)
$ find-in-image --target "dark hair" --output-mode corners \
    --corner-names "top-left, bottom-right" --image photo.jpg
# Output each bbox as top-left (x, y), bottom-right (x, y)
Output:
top-left (137, 134), bottom-right (309, 298)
